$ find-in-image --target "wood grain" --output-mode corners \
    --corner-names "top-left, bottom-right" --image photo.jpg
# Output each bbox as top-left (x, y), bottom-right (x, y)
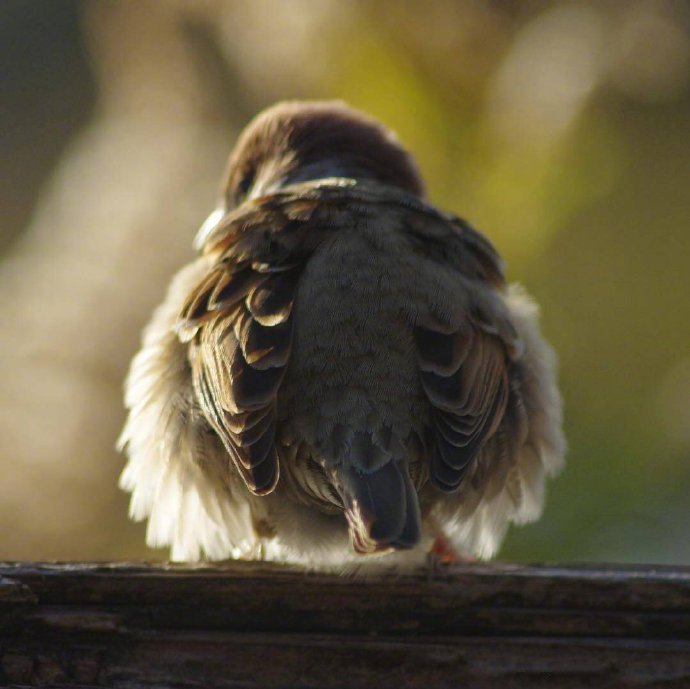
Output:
top-left (1, 561), bottom-right (689, 687)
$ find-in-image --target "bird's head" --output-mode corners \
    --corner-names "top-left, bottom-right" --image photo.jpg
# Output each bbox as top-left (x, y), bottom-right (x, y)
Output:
top-left (222, 100), bottom-right (425, 209)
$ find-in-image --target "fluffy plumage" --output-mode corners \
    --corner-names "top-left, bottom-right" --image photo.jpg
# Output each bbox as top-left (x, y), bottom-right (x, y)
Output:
top-left (119, 100), bottom-right (565, 570)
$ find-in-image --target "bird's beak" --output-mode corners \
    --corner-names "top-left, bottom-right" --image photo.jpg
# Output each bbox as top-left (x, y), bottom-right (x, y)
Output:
top-left (193, 207), bottom-right (226, 251)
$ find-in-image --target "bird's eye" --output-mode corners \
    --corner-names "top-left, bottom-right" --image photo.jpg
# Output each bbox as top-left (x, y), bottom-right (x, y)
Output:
top-left (238, 170), bottom-right (255, 197)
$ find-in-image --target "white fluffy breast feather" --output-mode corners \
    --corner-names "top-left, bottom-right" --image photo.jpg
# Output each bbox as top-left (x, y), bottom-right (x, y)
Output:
top-left (118, 259), bottom-right (261, 562)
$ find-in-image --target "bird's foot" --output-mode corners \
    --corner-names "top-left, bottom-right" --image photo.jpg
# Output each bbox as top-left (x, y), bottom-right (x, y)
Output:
top-left (425, 534), bottom-right (476, 580)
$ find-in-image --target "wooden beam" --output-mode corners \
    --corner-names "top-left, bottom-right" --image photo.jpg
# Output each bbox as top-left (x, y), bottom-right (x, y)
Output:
top-left (1, 561), bottom-right (689, 687)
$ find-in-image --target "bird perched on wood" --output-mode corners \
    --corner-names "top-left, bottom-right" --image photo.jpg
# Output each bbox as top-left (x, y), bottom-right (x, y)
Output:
top-left (119, 100), bottom-right (564, 570)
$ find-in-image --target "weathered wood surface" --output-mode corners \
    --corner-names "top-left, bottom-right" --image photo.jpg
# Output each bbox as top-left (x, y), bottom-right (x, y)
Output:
top-left (1, 560), bottom-right (689, 688)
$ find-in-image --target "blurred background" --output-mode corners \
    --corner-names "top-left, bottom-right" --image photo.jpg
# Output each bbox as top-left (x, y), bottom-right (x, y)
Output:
top-left (1, 0), bottom-right (688, 564)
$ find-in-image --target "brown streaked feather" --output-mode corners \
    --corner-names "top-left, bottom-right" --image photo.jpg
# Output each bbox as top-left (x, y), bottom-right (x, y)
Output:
top-left (416, 313), bottom-right (511, 492)
top-left (240, 318), bottom-right (292, 369)
top-left (223, 405), bottom-right (273, 436)
top-left (176, 188), bottom-right (341, 497)
top-left (469, 367), bottom-right (529, 492)
top-left (247, 268), bottom-right (298, 326)
top-left (246, 447), bottom-right (280, 495)
top-left (227, 407), bottom-right (274, 448)
top-left (423, 336), bottom-right (508, 491)
top-left (228, 349), bottom-right (285, 411)
top-left (176, 269), bottom-right (225, 342)
top-left (208, 265), bottom-right (268, 311)
top-left (235, 416), bottom-right (276, 470)
top-left (192, 323), bottom-right (283, 495)
top-left (183, 269), bottom-right (224, 321)
top-left (414, 321), bottom-right (474, 377)
top-left (435, 374), bottom-right (507, 460)
top-left (178, 179), bottom-right (514, 503)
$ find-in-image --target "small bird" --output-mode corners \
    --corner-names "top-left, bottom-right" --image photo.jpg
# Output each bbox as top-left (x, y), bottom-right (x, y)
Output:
top-left (119, 100), bottom-right (564, 570)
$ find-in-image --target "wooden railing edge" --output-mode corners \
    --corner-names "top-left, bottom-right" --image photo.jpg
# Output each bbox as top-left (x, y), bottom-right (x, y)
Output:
top-left (2, 560), bottom-right (689, 688)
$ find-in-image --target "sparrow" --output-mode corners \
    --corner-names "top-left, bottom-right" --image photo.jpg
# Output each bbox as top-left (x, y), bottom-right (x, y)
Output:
top-left (118, 100), bottom-right (564, 570)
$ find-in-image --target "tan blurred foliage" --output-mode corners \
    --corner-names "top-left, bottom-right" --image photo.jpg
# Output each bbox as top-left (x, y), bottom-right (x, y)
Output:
top-left (0, 0), bottom-right (688, 563)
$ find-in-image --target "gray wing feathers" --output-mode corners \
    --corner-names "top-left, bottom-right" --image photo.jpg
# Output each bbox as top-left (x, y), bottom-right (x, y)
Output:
top-left (407, 213), bottom-right (517, 495)
top-left (430, 284), bottom-right (565, 558)
top-left (177, 200), bottom-right (313, 497)
top-left (404, 208), bottom-right (564, 558)
top-left (415, 319), bottom-right (510, 491)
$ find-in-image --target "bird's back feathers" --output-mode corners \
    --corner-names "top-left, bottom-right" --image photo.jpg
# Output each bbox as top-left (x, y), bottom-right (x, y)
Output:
top-left (119, 178), bottom-right (564, 564)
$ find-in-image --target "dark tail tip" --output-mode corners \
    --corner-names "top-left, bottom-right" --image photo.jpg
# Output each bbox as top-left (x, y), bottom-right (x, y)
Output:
top-left (340, 461), bottom-right (422, 554)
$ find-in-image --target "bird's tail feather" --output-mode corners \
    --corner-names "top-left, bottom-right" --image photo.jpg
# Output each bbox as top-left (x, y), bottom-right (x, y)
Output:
top-left (338, 460), bottom-right (421, 554)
